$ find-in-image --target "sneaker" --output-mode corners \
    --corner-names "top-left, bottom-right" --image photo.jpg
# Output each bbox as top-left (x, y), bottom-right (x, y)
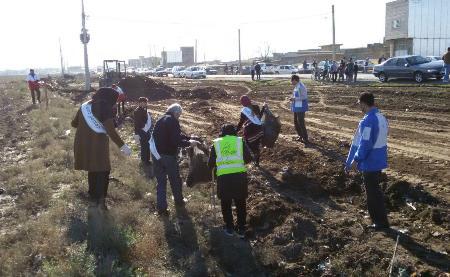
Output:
top-left (223, 227), bottom-right (234, 237)
top-left (237, 229), bottom-right (246, 239)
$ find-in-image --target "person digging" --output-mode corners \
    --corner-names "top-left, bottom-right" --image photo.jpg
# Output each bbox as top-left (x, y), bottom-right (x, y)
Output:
top-left (207, 124), bottom-right (253, 238)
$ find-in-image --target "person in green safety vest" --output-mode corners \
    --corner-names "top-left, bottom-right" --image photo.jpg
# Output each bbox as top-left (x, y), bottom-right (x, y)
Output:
top-left (208, 124), bottom-right (253, 238)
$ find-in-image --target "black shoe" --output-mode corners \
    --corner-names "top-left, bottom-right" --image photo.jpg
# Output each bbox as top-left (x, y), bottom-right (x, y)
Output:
top-left (237, 229), bottom-right (246, 239)
top-left (367, 223), bottom-right (390, 231)
top-left (157, 209), bottom-right (170, 217)
top-left (223, 227), bottom-right (234, 237)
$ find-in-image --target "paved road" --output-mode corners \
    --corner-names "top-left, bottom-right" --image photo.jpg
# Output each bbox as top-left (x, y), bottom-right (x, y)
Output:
top-left (205, 73), bottom-right (378, 81)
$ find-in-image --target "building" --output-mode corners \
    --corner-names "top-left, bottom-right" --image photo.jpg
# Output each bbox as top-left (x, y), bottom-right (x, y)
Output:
top-left (180, 46), bottom-right (195, 65)
top-left (128, 56), bottom-right (160, 68)
top-left (343, 43), bottom-right (390, 60)
top-left (160, 46), bottom-right (195, 67)
top-left (385, 0), bottom-right (450, 57)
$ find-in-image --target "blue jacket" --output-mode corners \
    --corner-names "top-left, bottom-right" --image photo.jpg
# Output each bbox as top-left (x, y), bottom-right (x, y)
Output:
top-left (345, 108), bottom-right (388, 172)
top-left (291, 82), bottom-right (309, 113)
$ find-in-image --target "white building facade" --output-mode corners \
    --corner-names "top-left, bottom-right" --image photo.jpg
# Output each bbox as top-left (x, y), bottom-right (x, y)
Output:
top-left (385, 0), bottom-right (450, 57)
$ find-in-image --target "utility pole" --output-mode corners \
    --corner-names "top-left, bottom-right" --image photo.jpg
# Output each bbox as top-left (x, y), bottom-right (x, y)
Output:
top-left (195, 39), bottom-right (198, 64)
top-left (80, 0), bottom-right (90, 91)
top-left (238, 29), bottom-right (242, 74)
top-left (332, 5), bottom-right (336, 61)
top-left (59, 38), bottom-right (65, 77)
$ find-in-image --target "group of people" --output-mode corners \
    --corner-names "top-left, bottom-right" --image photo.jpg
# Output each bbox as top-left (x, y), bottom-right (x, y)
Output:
top-left (313, 58), bottom-right (360, 83)
top-left (71, 72), bottom-right (390, 238)
top-left (251, 62), bottom-right (262, 81)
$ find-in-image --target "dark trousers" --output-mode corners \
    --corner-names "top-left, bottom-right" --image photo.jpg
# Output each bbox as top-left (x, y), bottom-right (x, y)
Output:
top-left (251, 70), bottom-right (255, 81)
top-left (354, 72), bottom-right (358, 82)
top-left (294, 112), bottom-right (308, 142)
top-left (87, 171), bottom-right (110, 202)
top-left (221, 197), bottom-right (246, 230)
top-left (138, 130), bottom-right (151, 164)
top-left (247, 138), bottom-right (261, 165)
top-left (153, 154), bottom-right (184, 211)
top-left (256, 71), bottom-right (261, 80)
top-left (363, 171), bottom-right (389, 227)
top-left (30, 88), bottom-right (41, 104)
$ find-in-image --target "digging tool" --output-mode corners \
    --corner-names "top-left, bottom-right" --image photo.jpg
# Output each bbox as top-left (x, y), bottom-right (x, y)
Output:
top-left (210, 169), bottom-right (217, 224)
top-left (388, 234), bottom-right (400, 276)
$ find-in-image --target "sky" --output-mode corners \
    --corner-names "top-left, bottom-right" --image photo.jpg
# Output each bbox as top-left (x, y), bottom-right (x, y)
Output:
top-left (0, 0), bottom-right (391, 70)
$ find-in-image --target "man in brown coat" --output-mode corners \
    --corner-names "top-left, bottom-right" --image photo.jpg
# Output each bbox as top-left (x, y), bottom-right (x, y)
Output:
top-left (133, 97), bottom-right (152, 165)
top-left (72, 87), bottom-right (132, 209)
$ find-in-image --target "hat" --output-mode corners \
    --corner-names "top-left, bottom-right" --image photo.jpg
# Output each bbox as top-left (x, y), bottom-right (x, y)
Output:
top-left (138, 97), bottom-right (148, 102)
top-left (220, 124), bottom-right (237, 137)
top-left (240, 95), bottom-right (251, 107)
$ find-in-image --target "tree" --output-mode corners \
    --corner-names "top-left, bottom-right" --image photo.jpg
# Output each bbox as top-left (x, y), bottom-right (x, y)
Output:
top-left (259, 43), bottom-right (272, 62)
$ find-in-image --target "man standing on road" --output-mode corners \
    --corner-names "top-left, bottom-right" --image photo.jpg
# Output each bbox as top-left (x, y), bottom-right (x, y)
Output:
top-left (134, 97), bottom-right (152, 166)
top-left (290, 75), bottom-right (309, 144)
top-left (353, 62), bottom-right (359, 82)
top-left (345, 92), bottom-right (390, 230)
top-left (364, 58), bottom-right (369, 73)
top-left (330, 61), bottom-right (338, 82)
top-left (442, 47), bottom-right (450, 83)
top-left (251, 63), bottom-right (255, 81)
top-left (255, 63), bottom-right (262, 80)
top-left (150, 103), bottom-right (198, 216)
top-left (346, 58), bottom-right (354, 83)
top-left (378, 55), bottom-right (386, 64)
top-left (208, 124), bottom-right (252, 238)
top-left (26, 69), bottom-right (41, 105)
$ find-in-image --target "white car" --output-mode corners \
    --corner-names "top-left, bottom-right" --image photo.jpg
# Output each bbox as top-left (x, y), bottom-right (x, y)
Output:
top-left (274, 65), bottom-right (298, 74)
top-left (172, 66), bottom-right (186, 78)
top-left (258, 63), bottom-right (276, 74)
top-left (184, 66), bottom-right (206, 79)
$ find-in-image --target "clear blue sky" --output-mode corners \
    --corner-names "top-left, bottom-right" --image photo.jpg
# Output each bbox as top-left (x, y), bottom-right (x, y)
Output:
top-left (0, 0), bottom-right (391, 70)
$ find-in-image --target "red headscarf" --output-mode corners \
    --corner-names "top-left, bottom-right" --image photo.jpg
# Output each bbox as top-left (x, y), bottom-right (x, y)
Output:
top-left (240, 95), bottom-right (251, 107)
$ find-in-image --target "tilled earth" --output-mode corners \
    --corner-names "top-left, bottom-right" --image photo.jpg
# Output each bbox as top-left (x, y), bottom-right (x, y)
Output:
top-left (137, 78), bottom-right (450, 275)
top-left (1, 76), bottom-right (449, 276)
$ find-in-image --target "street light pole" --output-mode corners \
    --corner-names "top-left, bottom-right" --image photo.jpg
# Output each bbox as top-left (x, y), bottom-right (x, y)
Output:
top-left (332, 5), bottom-right (336, 61)
top-left (81, 0), bottom-right (90, 91)
top-left (238, 29), bottom-right (242, 74)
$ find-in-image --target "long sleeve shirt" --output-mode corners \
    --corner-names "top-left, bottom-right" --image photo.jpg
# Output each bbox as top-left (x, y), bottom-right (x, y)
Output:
top-left (345, 108), bottom-right (388, 172)
top-left (152, 112), bottom-right (190, 156)
top-left (291, 81), bottom-right (308, 113)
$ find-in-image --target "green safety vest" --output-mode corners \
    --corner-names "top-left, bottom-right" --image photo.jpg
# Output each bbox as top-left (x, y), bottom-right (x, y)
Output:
top-left (213, 136), bottom-right (247, 176)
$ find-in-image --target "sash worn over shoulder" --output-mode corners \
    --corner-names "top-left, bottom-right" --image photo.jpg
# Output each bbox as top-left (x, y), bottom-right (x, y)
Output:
top-left (143, 112), bottom-right (152, 132)
top-left (81, 102), bottom-right (107, 134)
top-left (241, 107), bottom-right (262, 125)
top-left (149, 136), bottom-right (161, 160)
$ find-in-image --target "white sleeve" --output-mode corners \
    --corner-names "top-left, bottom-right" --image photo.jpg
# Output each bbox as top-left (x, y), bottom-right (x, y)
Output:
top-left (35, 74), bottom-right (40, 81)
top-left (26, 75), bottom-right (31, 81)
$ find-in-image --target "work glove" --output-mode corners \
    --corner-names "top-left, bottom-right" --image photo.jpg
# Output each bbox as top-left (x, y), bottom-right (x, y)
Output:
top-left (134, 135), bottom-right (140, 145)
top-left (120, 144), bottom-right (132, 156)
top-left (189, 139), bottom-right (200, 147)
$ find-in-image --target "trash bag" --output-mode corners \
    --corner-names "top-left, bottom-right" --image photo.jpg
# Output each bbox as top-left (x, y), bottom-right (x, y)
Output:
top-left (186, 143), bottom-right (212, 187)
top-left (261, 106), bottom-right (281, 148)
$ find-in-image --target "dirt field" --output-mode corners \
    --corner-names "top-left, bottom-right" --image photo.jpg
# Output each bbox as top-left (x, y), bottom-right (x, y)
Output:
top-left (0, 76), bottom-right (449, 276)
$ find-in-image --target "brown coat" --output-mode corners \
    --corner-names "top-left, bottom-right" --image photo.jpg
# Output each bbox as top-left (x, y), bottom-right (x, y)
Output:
top-left (443, 51), bottom-right (450, 64)
top-left (71, 109), bottom-right (124, 172)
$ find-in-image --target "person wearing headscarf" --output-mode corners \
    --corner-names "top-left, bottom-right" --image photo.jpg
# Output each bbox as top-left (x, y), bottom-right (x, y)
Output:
top-left (208, 124), bottom-right (252, 238)
top-left (236, 95), bottom-right (266, 166)
top-left (71, 87), bottom-right (132, 209)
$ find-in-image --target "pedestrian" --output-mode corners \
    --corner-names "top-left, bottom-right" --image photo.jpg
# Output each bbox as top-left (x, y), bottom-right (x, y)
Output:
top-left (224, 64), bottom-right (228, 75)
top-left (353, 62), bottom-right (359, 82)
top-left (303, 60), bottom-right (308, 71)
top-left (346, 58), bottom-right (354, 83)
top-left (112, 84), bottom-right (126, 116)
top-left (236, 95), bottom-right (266, 166)
top-left (345, 92), bottom-right (389, 230)
top-left (134, 97), bottom-right (152, 166)
top-left (251, 63), bottom-right (256, 81)
top-left (290, 75), bottom-right (309, 144)
top-left (150, 103), bottom-right (198, 216)
top-left (312, 60), bottom-right (317, 69)
top-left (208, 124), bottom-right (252, 238)
top-left (71, 87), bottom-right (132, 209)
top-left (323, 59), bottom-right (330, 80)
top-left (364, 57), bottom-right (369, 73)
top-left (330, 61), bottom-right (338, 82)
top-left (442, 47), bottom-right (450, 83)
top-left (338, 60), bottom-right (346, 82)
top-left (230, 65), bottom-right (234, 75)
top-left (378, 55), bottom-right (386, 64)
top-left (255, 63), bottom-right (261, 80)
top-left (26, 69), bottom-right (41, 105)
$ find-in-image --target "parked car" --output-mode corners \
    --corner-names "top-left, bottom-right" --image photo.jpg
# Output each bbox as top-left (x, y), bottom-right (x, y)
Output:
top-left (355, 60), bottom-right (375, 72)
top-left (426, 56), bottom-right (442, 62)
top-left (373, 55), bottom-right (445, 83)
top-left (258, 63), bottom-right (276, 74)
top-left (172, 66), bottom-right (186, 78)
top-left (184, 66), bottom-right (206, 79)
top-left (203, 67), bottom-right (218, 75)
top-left (153, 67), bottom-right (169, 77)
top-left (274, 65), bottom-right (298, 74)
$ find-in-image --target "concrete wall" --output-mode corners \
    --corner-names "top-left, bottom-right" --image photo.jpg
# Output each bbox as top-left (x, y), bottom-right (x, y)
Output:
top-left (409, 0), bottom-right (450, 56)
top-left (385, 0), bottom-right (409, 40)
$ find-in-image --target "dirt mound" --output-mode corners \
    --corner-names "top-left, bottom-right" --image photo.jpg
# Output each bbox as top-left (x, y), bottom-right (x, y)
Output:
top-left (176, 87), bottom-right (228, 100)
top-left (247, 195), bottom-right (291, 231)
top-left (385, 180), bottom-right (439, 209)
top-left (118, 76), bottom-right (175, 101)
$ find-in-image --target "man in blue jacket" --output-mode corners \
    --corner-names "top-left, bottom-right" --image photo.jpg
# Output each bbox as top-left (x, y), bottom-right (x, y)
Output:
top-left (290, 75), bottom-right (309, 144)
top-left (345, 92), bottom-right (390, 230)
